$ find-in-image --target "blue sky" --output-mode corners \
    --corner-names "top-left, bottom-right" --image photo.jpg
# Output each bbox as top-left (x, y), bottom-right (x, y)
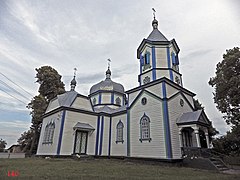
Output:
top-left (0, 0), bottom-right (239, 148)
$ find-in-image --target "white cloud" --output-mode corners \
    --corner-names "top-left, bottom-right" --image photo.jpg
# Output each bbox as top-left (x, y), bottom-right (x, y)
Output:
top-left (0, 0), bottom-right (239, 147)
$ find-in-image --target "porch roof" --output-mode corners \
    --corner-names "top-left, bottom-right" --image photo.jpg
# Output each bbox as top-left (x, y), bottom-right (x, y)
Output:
top-left (73, 122), bottom-right (95, 131)
top-left (176, 110), bottom-right (211, 127)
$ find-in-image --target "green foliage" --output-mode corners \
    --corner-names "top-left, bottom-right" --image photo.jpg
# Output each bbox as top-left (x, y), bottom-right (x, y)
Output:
top-left (35, 66), bottom-right (65, 101)
top-left (17, 130), bottom-right (33, 153)
top-left (209, 47), bottom-right (240, 126)
top-left (213, 126), bottom-right (240, 156)
top-left (0, 138), bottom-right (7, 152)
top-left (193, 98), bottom-right (204, 110)
top-left (19, 66), bottom-right (66, 154)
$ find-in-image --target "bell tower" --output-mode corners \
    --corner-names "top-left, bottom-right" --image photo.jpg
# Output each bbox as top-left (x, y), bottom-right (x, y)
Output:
top-left (137, 12), bottom-right (183, 86)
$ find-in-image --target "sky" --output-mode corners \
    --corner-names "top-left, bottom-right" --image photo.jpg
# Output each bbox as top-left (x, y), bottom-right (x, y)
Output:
top-left (0, 0), bottom-right (239, 148)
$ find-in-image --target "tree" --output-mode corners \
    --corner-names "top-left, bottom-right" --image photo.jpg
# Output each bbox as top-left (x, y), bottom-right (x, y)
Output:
top-left (212, 126), bottom-right (240, 156)
top-left (35, 66), bottom-right (65, 101)
top-left (20, 66), bottom-right (66, 154)
top-left (0, 138), bottom-right (7, 152)
top-left (209, 47), bottom-right (240, 126)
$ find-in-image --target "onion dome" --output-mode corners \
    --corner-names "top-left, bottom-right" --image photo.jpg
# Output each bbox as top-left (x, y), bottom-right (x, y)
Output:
top-left (89, 67), bottom-right (124, 95)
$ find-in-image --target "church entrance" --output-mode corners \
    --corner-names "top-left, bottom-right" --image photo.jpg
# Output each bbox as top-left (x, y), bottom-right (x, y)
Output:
top-left (74, 131), bottom-right (88, 154)
top-left (181, 127), bottom-right (193, 147)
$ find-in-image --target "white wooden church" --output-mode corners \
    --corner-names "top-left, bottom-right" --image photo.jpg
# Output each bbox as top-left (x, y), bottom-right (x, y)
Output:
top-left (37, 16), bottom-right (212, 160)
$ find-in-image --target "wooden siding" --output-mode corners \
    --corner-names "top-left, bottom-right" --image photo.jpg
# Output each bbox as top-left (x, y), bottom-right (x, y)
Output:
top-left (71, 97), bottom-right (92, 111)
top-left (128, 90), bottom-right (141, 106)
top-left (60, 111), bottom-right (97, 155)
top-left (184, 93), bottom-right (194, 108)
top-left (168, 94), bottom-right (193, 159)
top-left (102, 93), bottom-right (111, 104)
top-left (145, 83), bottom-right (163, 98)
top-left (166, 83), bottom-right (178, 98)
top-left (156, 70), bottom-right (169, 80)
top-left (129, 91), bottom-right (166, 158)
top-left (155, 47), bottom-right (168, 68)
top-left (101, 116), bottom-right (110, 156)
top-left (37, 112), bottom-right (62, 155)
top-left (46, 99), bottom-right (59, 113)
top-left (111, 114), bottom-right (127, 156)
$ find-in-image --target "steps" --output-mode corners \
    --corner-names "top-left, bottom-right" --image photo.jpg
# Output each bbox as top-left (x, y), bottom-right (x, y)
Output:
top-left (210, 158), bottom-right (229, 171)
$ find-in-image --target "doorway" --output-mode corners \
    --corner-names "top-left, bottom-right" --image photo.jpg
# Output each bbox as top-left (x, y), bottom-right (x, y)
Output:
top-left (74, 131), bottom-right (88, 154)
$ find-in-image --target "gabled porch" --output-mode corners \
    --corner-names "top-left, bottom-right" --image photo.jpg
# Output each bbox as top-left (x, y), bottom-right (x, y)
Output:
top-left (177, 110), bottom-right (211, 150)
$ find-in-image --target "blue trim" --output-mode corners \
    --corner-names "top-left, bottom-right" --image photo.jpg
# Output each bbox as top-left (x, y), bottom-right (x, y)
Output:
top-left (152, 46), bottom-right (156, 81)
top-left (57, 110), bottom-right (66, 155)
top-left (108, 117), bottom-right (112, 156)
top-left (140, 55), bottom-right (143, 74)
top-left (99, 93), bottom-right (102, 104)
top-left (167, 47), bottom-right (174, 81)
top-left (95, 116), bottom-right (100, 155)
top-left (127, 110), bottom-right (130, 156)
top-left (99, 116), bottom-right (104, 155)
top-left (162, 82), bottom-right (172, 159)
top-left (111, 92), bottom-right (114, 104)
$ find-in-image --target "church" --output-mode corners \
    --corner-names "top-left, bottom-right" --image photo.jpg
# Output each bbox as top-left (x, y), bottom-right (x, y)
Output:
top-left (37, 16), bottom-right (212, 160)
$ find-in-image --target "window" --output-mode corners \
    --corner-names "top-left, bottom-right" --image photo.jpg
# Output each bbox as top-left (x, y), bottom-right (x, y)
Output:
top-left (142, 51), bottom-right (151, 71)
top-left (116, 120), bottom-right (124, 143)
top-left (115, 97), bottom-right (121, 105)
top-left (43, 121), bottom-right (55, 144)
top-left (140, 114), bottom-right (151, 142)
top-left (92, 98), bottom-right (96, 105)
top-left (144, 51), bottom-right (150, 65)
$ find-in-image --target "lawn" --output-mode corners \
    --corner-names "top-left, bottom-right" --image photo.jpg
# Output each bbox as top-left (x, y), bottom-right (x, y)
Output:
top-left (0, 158), bottom-right (239, 180)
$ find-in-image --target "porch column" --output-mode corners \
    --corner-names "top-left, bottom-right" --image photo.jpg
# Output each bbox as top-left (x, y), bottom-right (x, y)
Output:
top-left (205, 132), bottom-right (210, 148)
top-left (194, 128), bottom-right (201, 148)
top-left (178, 129), bottom-right (183, 148)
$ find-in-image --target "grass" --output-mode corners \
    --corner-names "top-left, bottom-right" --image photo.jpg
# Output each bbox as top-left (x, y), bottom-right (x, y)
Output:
top-left (0, 158), bottom-right (239, 180)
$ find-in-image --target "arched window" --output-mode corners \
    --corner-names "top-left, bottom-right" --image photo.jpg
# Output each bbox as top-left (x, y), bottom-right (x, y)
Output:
top-left (140, 114), bottom-right (151, 142)
top-left (115, 97), bottom-right (121, 105)
top-left (43, 123), bottom-right (49, 143)
top-left (49, 122), bottom-right (55, 143)
top-left (43, 121), bottom-right (55, 144)
top-left (116, 120), bottom-right (124, 143)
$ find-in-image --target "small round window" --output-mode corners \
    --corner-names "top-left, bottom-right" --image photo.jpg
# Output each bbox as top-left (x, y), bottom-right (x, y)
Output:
top-left (180, 99), bottom-right (184, 107)
top-left (141, 97), bottom-right (147, 105)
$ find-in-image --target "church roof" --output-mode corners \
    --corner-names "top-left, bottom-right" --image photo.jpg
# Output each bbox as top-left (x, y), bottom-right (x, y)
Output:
top-left (57, 90), bottom-right (78, 107)
top-left (177, 110), bottom-right (211, 126)
top-left (89, 67), bottom-right (124, 95)
top-left (147, 17), bottom-right (168, 42)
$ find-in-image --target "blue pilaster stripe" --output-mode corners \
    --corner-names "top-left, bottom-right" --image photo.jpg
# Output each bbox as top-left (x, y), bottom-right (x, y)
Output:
top-left (95, 116), bottom-right (100, 155)
top-left (111, 92), bottom-right (114, 104)
top-left (139, 55), bottom-right (143, 86)
top-left (127, 109), bottom-right (130, 156)
top-left (162, 82), bottom-right (172, 159)
top-left (99, 93), bottom-right (102, 104)
top-left (108, 117), bottom-right (112, 156)
top-left (57, 110), bottom-right (66, 155)
top-left (167, 47), bottom-right (174, 81)
top-left (152, 46), bottom-right (156, 81)
top-left (99, 116), bottom-right (104, 155)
